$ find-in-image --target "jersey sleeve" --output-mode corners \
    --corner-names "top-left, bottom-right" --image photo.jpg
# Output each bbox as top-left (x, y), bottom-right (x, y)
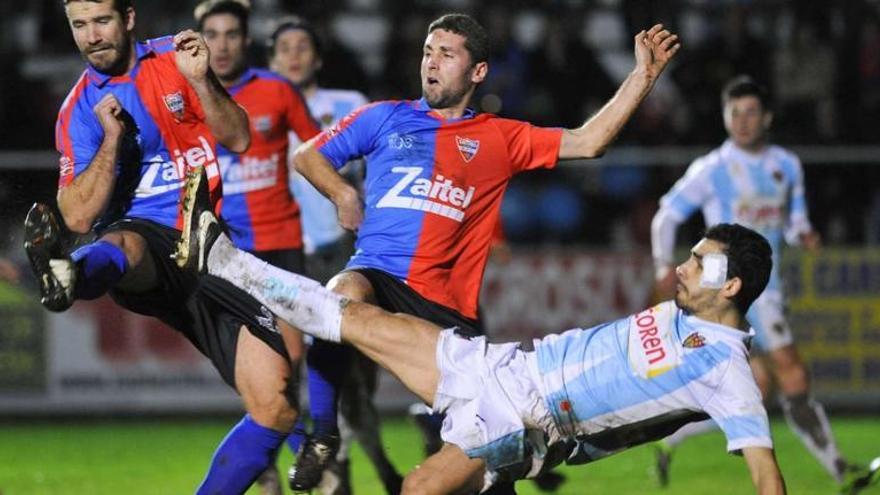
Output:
top-left (781, 153), bottom-right (813, 246)
top-left (55, 85), bottom-right (101, 189)
top-left (178, 65), bottom-right (206, 122)
top-left (282, 82), bottom-right (321, 143)
top-left (314, 102), bottom-right (387, 170)
top-left (493, 118), bottom-right (563, 174)
top-left (651, 157), bottom-right (712, 265)
top-left (658, 156), bottom-right (713, 222)
top-left (702, 353), bottom-right (773, 454)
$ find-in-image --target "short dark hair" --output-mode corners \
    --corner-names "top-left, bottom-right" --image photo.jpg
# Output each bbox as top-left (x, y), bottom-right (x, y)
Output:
top-left (194, 0), bottom-right (250, 37)
top-left (63, 0), bottom-right (132, 16)
top-left (721, 75), bottom-right (771, 111)
top-left (703, 223), bottom-right (772, 315)
top-left (267, 15), bottom-right (322, 57)
top-left (427, 13), bottom-right (489, 65)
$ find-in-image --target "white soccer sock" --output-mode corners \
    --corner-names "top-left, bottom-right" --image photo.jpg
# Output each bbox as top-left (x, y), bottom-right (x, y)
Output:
top-left (664, 419), bottom-right (719, 449)
top-left (781, 393), bottom-right (847, 481)
top-left (206, 233), bottom-right (345, 342)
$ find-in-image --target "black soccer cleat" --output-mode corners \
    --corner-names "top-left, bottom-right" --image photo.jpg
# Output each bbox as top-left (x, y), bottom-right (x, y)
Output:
top-left (841, 456), bottom-right (880, 495)
top-left (288, 434), bottom-right (341, 493)
top-left (532, 470), bottom-right (567, 492)
top-left (172, 165), bottom-right (213, 273)
top-left (23, 203), bottom-right (75, 312)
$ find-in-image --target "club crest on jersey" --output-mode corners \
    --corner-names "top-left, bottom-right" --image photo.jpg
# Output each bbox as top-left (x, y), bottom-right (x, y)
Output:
top-left (456, 136), bottom-right (479, 163)
top-left (682, 332), bottom-right (706, 349)
top-left (772, 170), bottom-right (784, 183)
top-left (163, 91), bottom-right (185, 120)
top-left (252, 115), bottom-right (272, 138)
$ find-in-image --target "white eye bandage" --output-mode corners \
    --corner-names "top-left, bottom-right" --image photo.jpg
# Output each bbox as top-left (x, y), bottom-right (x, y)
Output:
top-left (700, 253), bottom-right (728, 289)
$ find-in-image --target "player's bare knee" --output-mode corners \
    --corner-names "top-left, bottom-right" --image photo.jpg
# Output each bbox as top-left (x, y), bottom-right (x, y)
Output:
top-left (328, 271), bottom-right (374, 302)
top-left (247, 392), bottom-right (298, 431)
top-left (101, 230), bottom-right (147, 267)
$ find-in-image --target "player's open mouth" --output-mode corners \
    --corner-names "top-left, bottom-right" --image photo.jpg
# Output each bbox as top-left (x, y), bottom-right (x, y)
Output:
top-left (426, 77), bottom-right (439, 85)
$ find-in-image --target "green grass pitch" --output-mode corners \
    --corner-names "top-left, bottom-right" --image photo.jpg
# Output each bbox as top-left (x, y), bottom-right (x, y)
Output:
top-left (0, 416), bottom-right (877, 494)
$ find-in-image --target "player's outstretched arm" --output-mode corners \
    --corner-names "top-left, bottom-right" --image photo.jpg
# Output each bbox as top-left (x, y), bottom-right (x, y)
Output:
top-left (742, 447), bottom-right (787, 495)
top-left (292, 139), bottom-right (363, 231)
top-left (174, 29), bottom-right (250, 153)
top-left (558, 24), bottom-right (680, 160)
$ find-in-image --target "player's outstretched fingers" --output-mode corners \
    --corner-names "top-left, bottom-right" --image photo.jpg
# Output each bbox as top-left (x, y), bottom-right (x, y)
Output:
top-left (661, 34), bottom-right (680, 51)
top-left (173, 29), bottom-right (199, 50)
top-left (651, 30), bottom-right (671, 47)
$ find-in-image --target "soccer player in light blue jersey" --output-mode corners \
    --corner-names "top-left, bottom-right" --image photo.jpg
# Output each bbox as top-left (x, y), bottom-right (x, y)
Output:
top-left (179, 179), bottom-right (789, 493)
top-left (651, 76), bottom-right (879, 493)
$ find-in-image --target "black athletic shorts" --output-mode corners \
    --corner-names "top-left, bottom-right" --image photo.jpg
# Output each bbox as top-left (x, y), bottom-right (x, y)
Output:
top-left (347, 267), bottom-right (483, 337)
top-left (102, 218), bottom-right (287, 388)
top-left (306, 233), bottom-right (355, 286)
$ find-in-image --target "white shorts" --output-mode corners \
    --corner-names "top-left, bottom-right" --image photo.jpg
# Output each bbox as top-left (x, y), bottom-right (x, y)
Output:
top-left (433, 329), bottom-right (562, 492)
top-left (746, 289), bottom-right (794, 353)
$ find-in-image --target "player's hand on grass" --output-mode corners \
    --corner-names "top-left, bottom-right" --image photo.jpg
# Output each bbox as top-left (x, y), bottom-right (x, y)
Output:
top-left (93, 93), bottom-right (126, 141)
top-left (634, 24), bottom-right (680, 81)
top-left (174, 29), bottom-right (210, 84)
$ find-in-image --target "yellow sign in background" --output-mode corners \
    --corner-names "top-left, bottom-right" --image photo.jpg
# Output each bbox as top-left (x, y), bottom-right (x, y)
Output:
top-left (782, 248), bottom-right (880, 393)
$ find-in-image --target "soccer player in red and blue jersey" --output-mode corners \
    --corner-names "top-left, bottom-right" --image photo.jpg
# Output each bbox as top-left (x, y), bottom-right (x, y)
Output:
top-left (195, 2), bottom-right (324, 492)
top-left (23, 1), bottom-right (303, 493)
top-left (285, 13), bottom-right (680, 493)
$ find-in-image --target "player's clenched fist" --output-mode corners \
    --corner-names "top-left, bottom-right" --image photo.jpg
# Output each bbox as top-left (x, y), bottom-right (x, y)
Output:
top-left (174, 29), bottom-right (210, 84)
top-left (93, 93), bottom-right (125, 140)
top-left (634, 24), bottom-right (681, 81)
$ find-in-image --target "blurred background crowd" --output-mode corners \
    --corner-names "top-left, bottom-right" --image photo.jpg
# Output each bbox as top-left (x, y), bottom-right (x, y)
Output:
top-left (1, 0), bottom-right (879, 256)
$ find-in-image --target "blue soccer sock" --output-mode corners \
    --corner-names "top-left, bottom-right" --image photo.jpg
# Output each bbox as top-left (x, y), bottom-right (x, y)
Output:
top-left (306, 340), bottom-right (352, 437)
top-left (196, 414), bottom-right (287, 495)
top-left (69, 240), bottom-right (128, 300)
top-left (286, 420), bottom-right (308, 454)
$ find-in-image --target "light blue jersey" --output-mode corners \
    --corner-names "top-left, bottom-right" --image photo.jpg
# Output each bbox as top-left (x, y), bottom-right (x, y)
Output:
top-left (652, 140), bottom-right (813, 292)
top-left (533, 301), bottom-right (771, 459)
top-left (288, 88), bottom-right (368, 253)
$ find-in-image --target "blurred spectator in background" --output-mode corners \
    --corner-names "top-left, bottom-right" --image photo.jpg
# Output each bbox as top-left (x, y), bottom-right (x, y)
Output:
top-left (773, 17), bottom-right (837, 142)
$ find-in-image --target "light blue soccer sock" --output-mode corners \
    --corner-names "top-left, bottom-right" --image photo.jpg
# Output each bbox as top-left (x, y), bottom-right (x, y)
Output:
top-left (196, 414), bottom-right (287, 495)
top-left (69, 240), bottom-right (128, 300)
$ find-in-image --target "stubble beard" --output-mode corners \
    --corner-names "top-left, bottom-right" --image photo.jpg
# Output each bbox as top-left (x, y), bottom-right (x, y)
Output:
top-left (86, 37), bottom-right (132, 76)
top-left (422, 83), bottom-right (468, 110)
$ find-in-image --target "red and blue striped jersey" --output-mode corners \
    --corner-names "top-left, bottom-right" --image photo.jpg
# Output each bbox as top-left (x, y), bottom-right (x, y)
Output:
top-left (316, 98), bottom-right (562, 318)
top-left (219, 68), bottom-right (321, 252)
top-left (56, 36), bottom-right (223, 231)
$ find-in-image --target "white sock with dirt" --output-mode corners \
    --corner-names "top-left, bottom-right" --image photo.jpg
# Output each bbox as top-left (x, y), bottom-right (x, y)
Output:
top-left (781, 393), bottom-right (847, 481)
top-left (206, 233), bottom-right (345, 342)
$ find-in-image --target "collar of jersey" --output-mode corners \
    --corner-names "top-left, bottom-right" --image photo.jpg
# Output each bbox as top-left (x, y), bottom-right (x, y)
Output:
top-left (225, 67), bottom-right (259, 95)
top-left (680, 309), bottom-right (755, 344)
top-left (414, 97), bottom-right (476, 121)
top-left (722, 139), bottom-right (769, 165)
top-left (87, 41), bottom-right (155, 87)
